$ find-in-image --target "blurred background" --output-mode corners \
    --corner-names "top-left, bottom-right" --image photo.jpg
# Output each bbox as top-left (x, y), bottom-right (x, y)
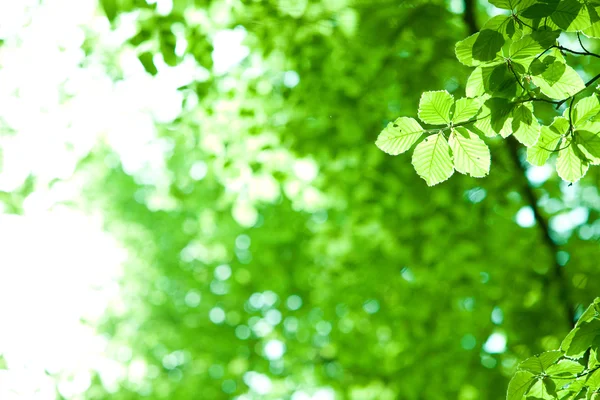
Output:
top-left (0, 0), bottom-right (599, 399)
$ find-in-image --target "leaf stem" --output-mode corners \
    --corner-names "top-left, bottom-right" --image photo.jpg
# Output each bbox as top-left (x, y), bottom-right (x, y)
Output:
top-left (515, 16), bottom-right (535, 31)
top-left (420, 113), bottom-right (491, 136)
top-left (568, 96), bottom-right (576, 135)
top-left (577, 32), bottom-right (591, 54)
top-left (558, 45), bottom-right (600, 59)
top-left (508, 62), bottom-right (528, 93)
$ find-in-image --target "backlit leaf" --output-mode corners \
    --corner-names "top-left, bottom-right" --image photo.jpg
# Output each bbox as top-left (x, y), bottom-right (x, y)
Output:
top-left (526, 117), bottom-right (566, 166)
top-left (507, 371), bottom-right (536, 400)
top-left (449, 127), bottom-right (490, 178)
top-left (418, 90), bottom-right (454, 125)
top-left (556, 137), bottom-right (590, 184)
top-left (452, 98), bottom-right (481, 123)
top-left (574, 95), bottom-right (600, 126)
top-left (376, 117), bottom-right (424, 155)
top-left (531, 63), bottom-right (585, 99)
top-left (411, 132), bottom-right (454, 186)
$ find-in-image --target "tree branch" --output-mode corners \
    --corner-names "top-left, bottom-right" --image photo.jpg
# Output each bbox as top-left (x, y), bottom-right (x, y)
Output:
top-left (505, 138), bottom-right (575, 326)
top-left (462, 0), bottom-right (478, 35)
top-left (462, 0), bottom-right (576, 327)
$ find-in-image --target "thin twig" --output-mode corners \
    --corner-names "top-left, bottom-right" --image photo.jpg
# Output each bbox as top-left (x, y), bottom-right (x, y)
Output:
top-left (577, 32), bottom-right (591, 54)
top-left (559, 45), bottom-right (600, 59)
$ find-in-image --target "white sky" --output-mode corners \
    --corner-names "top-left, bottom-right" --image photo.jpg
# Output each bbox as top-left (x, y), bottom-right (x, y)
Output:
top-left (0, 210), bottom-right (125, 399)
top-left (0, 0), bottom-right (150, 397)
top-left (0, 0), bottom-right (263, 398)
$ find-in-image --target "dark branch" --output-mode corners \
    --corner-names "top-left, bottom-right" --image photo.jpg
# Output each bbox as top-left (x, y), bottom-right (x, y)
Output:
top-left (462, 0), bottom-right (576, 327)
top-left (577, 32), bottom-right (591, 54)
top-left (505, 138), bottom-right (575, 326)
top-left (462, 0), bottom-right (478, 35)
top-left (558, 45), bottom-right (600, 59)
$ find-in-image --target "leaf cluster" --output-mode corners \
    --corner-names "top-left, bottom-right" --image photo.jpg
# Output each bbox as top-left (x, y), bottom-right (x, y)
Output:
top-left (507, 298), bottom-right (600, 400)
top-left (377, 0), bottom-right (600, 185)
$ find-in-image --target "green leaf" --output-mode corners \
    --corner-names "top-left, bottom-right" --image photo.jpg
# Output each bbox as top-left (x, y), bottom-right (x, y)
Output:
top-left (587, 366), bottom-right (600, 391)
top-left (483, 15), bottom-right (524, 39)
top-left (418, 90), bottom-right (454, 125)
top-left (576, 298), bottom-right (600, 326)
top-left (583, 16), bottom-right (600, 38)
top-left (518, 350), bottom-right (564, 374)
top-left (473, 30), bottom-right (506, 62)
top-left (466, 67), bottom-right (487, 98)
top-left (551, 0), bottom-right (595, 32)
top-left (471, 102), bottom-right (496, 137)
top-left (531, 63), bottom-right (585, 100)
top-left (561, 319), bottom-right (600, 358)
top-left (574, 95), bottom-right (600, 126)
top-left (452, 98), bottom-right (481, 123)
top-left (541, 59), bottom-right (567, 86)
top-left (590, 338), bottom-right (600, 370)
top-left (473, 98), bottom-right (515, 137)
top-left (546, 359), bottom-right (585, 378)
top-left (488, 0), bottom-right (513, 9)
top-left (483, 101), bottom-right (537, 142)
top-left (556, 137), bottom-right (590, 183)
top-left (521, 0), bottom-right (559, 18)
top-left (449, 128), bottom-right (491, 178)
top-left (376, 117), bottom-right (424, 155)
top-left (529, 48), bottom-right (566, 77)
top-left (512, 103), bottom-right (541, 147)
top-left (507, 371), bottom-right (536, 400)
top-left (456, 33), bottom-right (481, 67)
top-left (509, 35), bottom-right (544, 66)
top-left (576, 126), bottom-right (600, 164)
top-left (467, 64), bottom-right (520, 99)
top-left (411, 132), bottom-right (454, 186)
top-left (456, 32), bottom-right (505, 67)
top-left (530, 29), bottom-right (561, 48)
top-left (526, 117), bottom-right (567, 166)
top-left (528, 378), bottom-right (558, 399)
top-left (490, 0), bottom-right (535, 10)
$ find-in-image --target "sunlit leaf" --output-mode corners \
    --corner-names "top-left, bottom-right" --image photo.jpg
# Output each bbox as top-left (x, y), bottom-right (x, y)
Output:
top-left (526, 117), bottom-right (566, 166)
top-left (576, 128), bottom-right (600, 165)
top-left (556, 137), bottom-right (590, 184)
top-left (561, 319), bottom-right (600, 358)
top-left (449, 127), bottom-right (490, 178)
top-left (473, 30), bottom-right (506, 62)
top-left (452, 98), bottom-right (481, 123)
top-left (551, 0), bottom-right (595, 32)
top-left (518, 350), bottom-right (563, 374)
top-left (507, 371), bottom-right (535, 400)
top-left (376, 117), bottom-right (424, 155)
top-left (509, 34), bottom-right (544, 66)
top-left (574, 95), bottom-right (600, 126)
top-left (511, 103), bottom-right (541, 147)
top-left (546, 359), bottom-right (585, 378)
top-left (411, 132), bottom-right (454, 186)
top-left (418, 90), bottom-right (454, 125)
top-left (527, 378), bottom-right (557, 399)
top-left (531, 63), bottom-right (585, 99)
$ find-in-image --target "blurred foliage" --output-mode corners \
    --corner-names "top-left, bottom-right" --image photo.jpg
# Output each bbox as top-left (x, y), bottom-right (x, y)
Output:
top-left (15, 0), bottom-right (597, 398)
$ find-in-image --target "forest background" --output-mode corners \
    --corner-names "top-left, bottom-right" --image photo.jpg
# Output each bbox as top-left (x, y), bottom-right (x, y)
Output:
top-left (0, 0), bottom-right (599, 399)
